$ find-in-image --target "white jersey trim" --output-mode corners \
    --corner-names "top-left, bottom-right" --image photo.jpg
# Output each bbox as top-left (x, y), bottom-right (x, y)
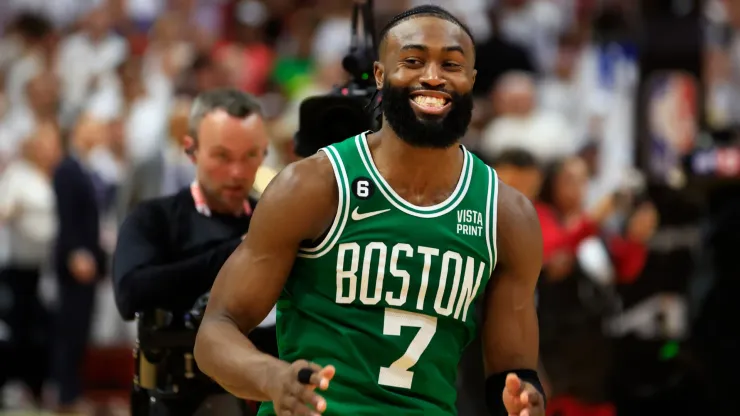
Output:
top-left (490, 168), bottom-right (500, 271)
top-left (484, 167), bottom-right (494, 278)
top-left (297, 146), bottom-right (351, 258)
top-left (355, 133), bottom-right (473, 219)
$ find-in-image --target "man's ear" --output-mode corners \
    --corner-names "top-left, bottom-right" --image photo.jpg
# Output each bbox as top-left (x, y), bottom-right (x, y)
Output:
top-left (183, 135), bottom-right (197, 162)
top-left (374, 61), bottom-right (384, 90)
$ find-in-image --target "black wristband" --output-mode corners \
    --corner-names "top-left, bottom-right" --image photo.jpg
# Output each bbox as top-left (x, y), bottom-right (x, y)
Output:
top-left (485, 369), bottom-right (546, 416)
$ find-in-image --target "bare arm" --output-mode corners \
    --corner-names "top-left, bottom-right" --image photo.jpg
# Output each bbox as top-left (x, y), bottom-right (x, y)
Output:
top-left (194, 153), bottom-right (337, 401)
top-left (482, 181), bottom-right (543, 375)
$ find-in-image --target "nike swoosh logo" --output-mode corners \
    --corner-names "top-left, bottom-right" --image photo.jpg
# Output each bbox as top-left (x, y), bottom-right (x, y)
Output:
top-left (351, 207), bottom-right (391, 221)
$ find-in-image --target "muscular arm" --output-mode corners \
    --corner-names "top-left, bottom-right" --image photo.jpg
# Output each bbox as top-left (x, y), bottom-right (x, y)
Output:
top-left (194, 153), bottom-right (337, 401)
top-left (482, 181), bottom-right (543, 375)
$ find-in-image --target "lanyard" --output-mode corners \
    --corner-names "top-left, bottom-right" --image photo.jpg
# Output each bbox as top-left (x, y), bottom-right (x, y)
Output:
top-left (190, 181), bottom-right (252, 217)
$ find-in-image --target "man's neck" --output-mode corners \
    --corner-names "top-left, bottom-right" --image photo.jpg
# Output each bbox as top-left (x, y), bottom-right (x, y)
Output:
top-left (85, 31), bottom-right (106, 45)
top-left (370, 126), bottom-right (464, 195)
top-left (71, 143), bottom-right (91, 160)
top-left (198, 183), bottom-right (245, 217)
top-left (24, 157), bottom-right (54, 178)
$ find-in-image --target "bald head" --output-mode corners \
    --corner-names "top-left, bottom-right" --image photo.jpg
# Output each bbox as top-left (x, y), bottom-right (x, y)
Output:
top-left (73, 114), bottom-right (108, 152)
top-left (494, 71), bottom-right (536, 116)
top-left (26, 71), bottom-right (59, 115)
top-left (22, 123), bottom-right (61, 171)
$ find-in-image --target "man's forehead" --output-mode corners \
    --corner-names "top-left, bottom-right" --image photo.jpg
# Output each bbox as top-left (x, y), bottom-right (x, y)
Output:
top-left (385, 16), bottom-right (471, 51)
top-left (203, 109), bottom-right (264, 130)
top-left (200, 110), bottom-right (267, 145)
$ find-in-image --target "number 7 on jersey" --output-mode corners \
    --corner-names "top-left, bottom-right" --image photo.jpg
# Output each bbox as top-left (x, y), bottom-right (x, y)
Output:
top-left (378, 308), bottom-right (438, 389)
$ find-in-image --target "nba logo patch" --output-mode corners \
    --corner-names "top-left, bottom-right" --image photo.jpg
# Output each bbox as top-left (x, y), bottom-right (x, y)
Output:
top-left (646, 71), bottom-right (698, 184)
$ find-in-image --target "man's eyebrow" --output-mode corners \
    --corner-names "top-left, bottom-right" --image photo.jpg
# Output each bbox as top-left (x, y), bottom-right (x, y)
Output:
top-left (443, 45), bottom-right (465, 55)
top-left (400, 44), bottom-right (427, 52)
top-left (400, 44), bottom-right (466, 55)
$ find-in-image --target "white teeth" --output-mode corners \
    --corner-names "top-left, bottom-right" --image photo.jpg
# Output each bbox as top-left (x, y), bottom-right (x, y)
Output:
top-left (413, 95), bottom-right (446, 107)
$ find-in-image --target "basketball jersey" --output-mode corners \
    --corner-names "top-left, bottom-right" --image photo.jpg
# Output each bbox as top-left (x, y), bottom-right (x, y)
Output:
top-left (257, 132), bottom-right (499, 415)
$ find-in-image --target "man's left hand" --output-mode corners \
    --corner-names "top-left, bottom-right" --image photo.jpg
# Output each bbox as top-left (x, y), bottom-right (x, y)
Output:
top-left (502, 373), bottom-right (545, 416)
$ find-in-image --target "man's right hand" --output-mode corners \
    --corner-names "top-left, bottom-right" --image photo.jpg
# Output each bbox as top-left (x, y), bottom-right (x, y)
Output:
top-left (271, 360), bottom-right (335, 416)
top-left (69, 250), bottom-right (97, 284)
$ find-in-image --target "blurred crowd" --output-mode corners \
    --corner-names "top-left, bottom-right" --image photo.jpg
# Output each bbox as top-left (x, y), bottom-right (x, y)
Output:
top-left (0, 0), bottom-right (732, 415)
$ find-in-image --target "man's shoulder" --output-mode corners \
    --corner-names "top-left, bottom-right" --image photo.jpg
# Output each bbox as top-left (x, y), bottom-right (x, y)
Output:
top-left (126, 189), bottom-right (192, 225)
top-left (267, 153), bottom-right (336, 196)
top-left (496, 180), bottom-right (538, 227)
top-left (144, 188), bottom-right (193, 210)
top-left (54, 156), bottom-right (83, 178)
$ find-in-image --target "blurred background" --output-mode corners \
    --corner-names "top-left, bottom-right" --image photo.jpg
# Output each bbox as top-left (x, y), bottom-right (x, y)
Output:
top-left (0, 0), bottom-right (737, 415)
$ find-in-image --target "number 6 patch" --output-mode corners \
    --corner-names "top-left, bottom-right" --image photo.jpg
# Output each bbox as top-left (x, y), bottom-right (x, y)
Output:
top-left (352, 177), bottom-right (375, 200)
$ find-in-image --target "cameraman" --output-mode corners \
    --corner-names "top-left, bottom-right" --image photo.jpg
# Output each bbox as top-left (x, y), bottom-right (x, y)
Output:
top-left (112, 88), bottom-right (277, 415)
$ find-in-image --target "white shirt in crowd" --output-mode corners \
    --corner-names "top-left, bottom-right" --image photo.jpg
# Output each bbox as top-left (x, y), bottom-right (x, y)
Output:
top-left (56, 31), bottom-right (129, 125)
top-left (0, 159), bottom-right (57, 267)
top-left (479, 110), bottom-right (576, 163)
top-left (0, 106), bottom-right (36, 163)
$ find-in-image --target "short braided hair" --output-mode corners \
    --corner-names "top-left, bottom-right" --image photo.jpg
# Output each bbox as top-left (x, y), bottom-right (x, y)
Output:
top-left (378, 5), bottom-right (475, 50)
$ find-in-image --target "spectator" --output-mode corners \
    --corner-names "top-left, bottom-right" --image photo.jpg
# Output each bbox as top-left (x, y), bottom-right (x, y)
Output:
top-left (115, 56), bottom-right (171, 167)
top-left (535, 156), bottom-right (616, 416)
top-left (116, 97), bottom-right (195, 221)
top-left (214, 0), bottom-right (275, 96)
top-left (538, 30), bottom-right (594, 144)
top-left (56, 4), bottom-right (129, 129)
top-left (491, 147), bottom-right (542, 201)
top-left (0, 70), bottom-right (60, 169)
top-left (496, 0), bottom-right (569, 73)
top-left (479, 71), bottom-right (575, 163)
top-left (473, 7), bottom-right (536, 97)
top-left (52, 114), bottom-right (108, 413)
top-left (3, 13), bottom-right (56, 111)
top-left (0, 123), bottom-right (62, 406)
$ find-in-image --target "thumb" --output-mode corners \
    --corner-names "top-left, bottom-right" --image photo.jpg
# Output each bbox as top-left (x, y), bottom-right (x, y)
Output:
top-left (505, 373), bottom-right (522, 396)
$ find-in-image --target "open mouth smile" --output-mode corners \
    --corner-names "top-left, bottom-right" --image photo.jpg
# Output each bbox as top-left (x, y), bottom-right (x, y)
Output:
top-left (409, 90), bottom-right (452, 115)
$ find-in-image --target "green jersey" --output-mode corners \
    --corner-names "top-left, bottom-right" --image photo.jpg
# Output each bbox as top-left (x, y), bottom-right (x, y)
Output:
top-left (258, 132), bottom-right (498, 415)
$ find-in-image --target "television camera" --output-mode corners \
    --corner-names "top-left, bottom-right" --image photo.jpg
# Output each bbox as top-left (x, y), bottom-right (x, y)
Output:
top-left (131, 293), bottom-right (232, 415)
top-left (294, 0), bottom-right (381, 157)
top-left (130, 3), bottom-right (381, 413)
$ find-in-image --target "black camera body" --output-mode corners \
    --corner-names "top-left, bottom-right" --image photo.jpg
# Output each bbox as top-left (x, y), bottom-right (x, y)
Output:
top-left (133, 293), bottom-right (218, 401)
top-left (294, 0), bottom-right (380, 157)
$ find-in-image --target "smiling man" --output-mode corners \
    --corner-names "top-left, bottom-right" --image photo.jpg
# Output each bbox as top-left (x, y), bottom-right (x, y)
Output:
top-left (195, 6), bottom-right (545, 416)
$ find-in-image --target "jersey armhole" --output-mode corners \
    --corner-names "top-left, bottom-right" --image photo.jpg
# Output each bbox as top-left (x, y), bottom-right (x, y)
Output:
top-left (297, 146), bottom-right (350, 259)
top-left (490, 168), bottom-right (500, 271)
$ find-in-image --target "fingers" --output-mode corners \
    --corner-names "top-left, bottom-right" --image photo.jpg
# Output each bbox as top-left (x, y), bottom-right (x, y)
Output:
top-left (503, 374), bottom-right (523, 414)
top-left (503, 375), bottom-right (543, 415)
top-left (307, 365), bottom-right (335, 390)
top-left (281, 360), bottom-right (333, 415)
top-left (519, 384), bottom-right (541, 407)
top-left (505, 373), bottom-right (522, 396)
top-left (279, 397), bottom-right (321, 416)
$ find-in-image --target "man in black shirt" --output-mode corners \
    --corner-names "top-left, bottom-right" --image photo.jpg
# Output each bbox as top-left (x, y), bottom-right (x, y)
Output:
top-left (112, 88), bottom-right (276, 415)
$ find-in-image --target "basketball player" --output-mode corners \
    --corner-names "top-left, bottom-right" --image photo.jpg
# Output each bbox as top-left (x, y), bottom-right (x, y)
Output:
top-left (194, 6), bottom-right (545, 416)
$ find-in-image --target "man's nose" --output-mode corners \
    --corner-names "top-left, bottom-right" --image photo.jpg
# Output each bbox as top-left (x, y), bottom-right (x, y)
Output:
top-left (419, 64), bottom-right (446, 89)
top-left (229, 162), bottom-right (249, 179)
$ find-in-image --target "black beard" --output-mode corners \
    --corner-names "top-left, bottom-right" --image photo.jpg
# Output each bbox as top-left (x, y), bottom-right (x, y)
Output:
top-left (380, 80), bottom-right (473, 149)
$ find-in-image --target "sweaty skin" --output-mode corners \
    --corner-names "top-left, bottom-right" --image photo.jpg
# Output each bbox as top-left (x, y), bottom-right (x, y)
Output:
top-left (195, 12), bottom-right (544, 416)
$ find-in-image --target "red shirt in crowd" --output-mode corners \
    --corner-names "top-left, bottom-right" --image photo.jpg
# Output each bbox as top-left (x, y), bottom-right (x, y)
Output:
top-left (534, 202), bottom-right (648, 283)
